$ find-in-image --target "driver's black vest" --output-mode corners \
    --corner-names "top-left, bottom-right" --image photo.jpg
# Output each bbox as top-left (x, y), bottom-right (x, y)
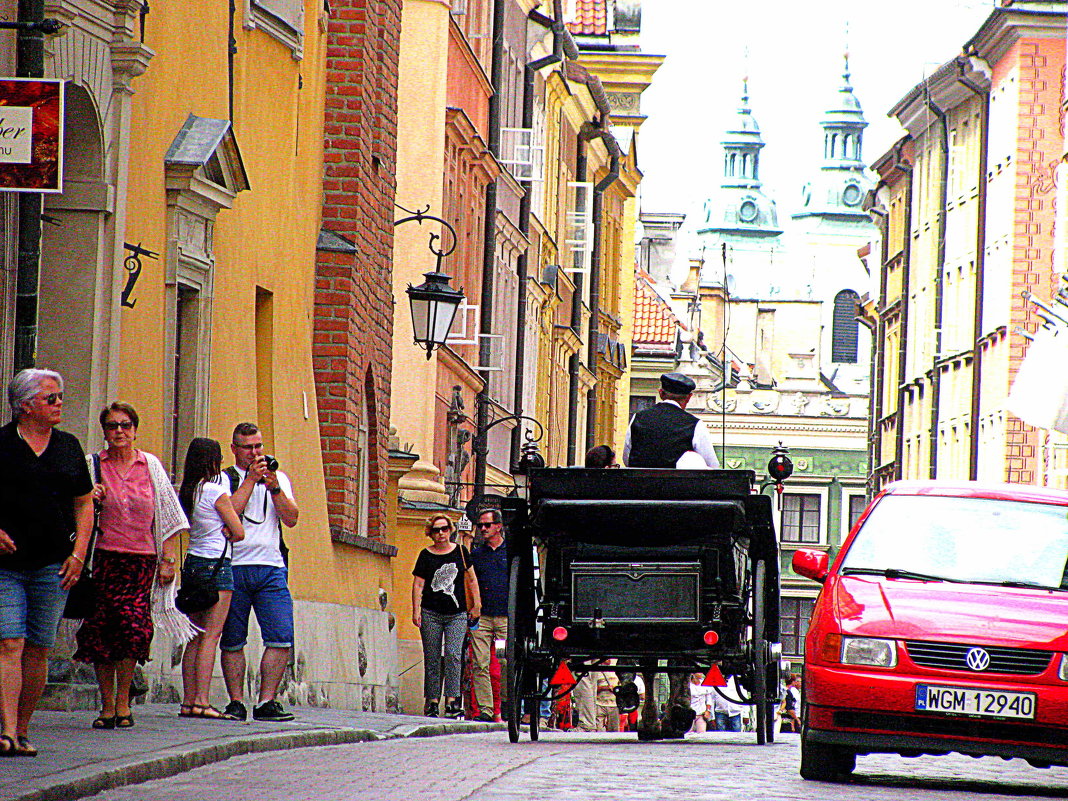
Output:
top-left (627, 403), bottom-right (699, 468)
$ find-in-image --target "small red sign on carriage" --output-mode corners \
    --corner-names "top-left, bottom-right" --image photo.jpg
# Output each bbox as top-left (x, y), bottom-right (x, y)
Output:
top-left (0, 78), bottom-right (65, 193)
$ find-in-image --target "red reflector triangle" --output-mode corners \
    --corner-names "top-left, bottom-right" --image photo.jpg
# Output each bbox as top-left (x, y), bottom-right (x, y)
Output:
top-left (702, 664), bottom-right (726, 687)
top-left (549, 661), bottom-right (576, 686)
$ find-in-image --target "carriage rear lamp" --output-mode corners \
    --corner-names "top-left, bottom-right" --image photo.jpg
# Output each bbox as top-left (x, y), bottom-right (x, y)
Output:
top-left (552, 626), bottom-right (569, 642)
top-left (840, 636), bottom-right (897, 668)
top-left (703, 630), bottom-right (720, 646)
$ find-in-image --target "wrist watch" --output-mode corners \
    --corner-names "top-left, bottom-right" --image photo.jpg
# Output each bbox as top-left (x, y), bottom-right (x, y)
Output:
top-left (269, 486), bottom-right (282, 495)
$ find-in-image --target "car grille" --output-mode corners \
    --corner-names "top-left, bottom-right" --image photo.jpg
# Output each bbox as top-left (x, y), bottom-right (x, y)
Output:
top-left (834, 710), bottom-right (1067, 748)
top-left (905, 641), bottom-right (1052, 676)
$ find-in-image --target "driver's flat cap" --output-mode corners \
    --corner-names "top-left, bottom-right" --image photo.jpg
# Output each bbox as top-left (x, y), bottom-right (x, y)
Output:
top-left (661, 372), bottom-right (696, 394)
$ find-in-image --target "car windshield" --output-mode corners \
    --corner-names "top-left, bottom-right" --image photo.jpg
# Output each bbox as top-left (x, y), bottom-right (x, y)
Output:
top-left (840, 494), bottom-right (1068, 589)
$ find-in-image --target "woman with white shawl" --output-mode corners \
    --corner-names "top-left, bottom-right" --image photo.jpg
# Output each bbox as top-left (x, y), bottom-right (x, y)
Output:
top-left (74, 402), bottom-right (197, 729)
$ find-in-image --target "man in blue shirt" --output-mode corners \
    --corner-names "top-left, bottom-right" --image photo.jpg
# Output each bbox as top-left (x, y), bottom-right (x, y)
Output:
top-left (468, 507), bottom-right (508, 722)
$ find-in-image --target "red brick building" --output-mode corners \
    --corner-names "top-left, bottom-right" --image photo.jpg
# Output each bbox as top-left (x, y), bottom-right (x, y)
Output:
top-left (314, 0), bottom-right (402, 543)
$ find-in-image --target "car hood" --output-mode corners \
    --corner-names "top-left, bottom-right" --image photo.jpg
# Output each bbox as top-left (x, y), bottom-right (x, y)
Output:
top-left (832, 575), bottom-right (1068, 649)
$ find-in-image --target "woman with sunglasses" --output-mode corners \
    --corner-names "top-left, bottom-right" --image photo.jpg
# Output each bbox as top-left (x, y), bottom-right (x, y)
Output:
top-left (0, 369), bottom-right (94, 756)
top-left (411, 515), bottom-right (479, 718)
top-left (74, 403), bottom-right (196, 730)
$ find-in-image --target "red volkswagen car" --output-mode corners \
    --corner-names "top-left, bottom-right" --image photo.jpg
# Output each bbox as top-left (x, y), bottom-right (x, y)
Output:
top-left (792, 480), bottom-right (1068, 781)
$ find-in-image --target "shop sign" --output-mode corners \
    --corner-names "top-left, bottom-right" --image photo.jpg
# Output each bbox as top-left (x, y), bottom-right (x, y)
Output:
top-left (0, 78), bottom-right (65, 193)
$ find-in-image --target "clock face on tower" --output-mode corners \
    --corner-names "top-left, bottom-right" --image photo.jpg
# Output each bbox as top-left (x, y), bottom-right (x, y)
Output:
top-left (843, 184), bottom-right (862, 207)
top-left (739, 200), bottom-right (759, 223)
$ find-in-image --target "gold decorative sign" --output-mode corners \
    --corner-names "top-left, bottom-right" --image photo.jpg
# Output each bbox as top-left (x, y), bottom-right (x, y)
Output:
top-left (0, 78), bottom-right (65, 193)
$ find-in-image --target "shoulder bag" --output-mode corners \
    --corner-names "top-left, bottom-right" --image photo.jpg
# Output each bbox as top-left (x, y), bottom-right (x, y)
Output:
top-left (176, 538), bottom-right (229, 616)
top-left (63, 453), bottom-right (101, 620)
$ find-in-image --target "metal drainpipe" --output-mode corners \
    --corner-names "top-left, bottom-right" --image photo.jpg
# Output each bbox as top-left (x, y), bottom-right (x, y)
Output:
top-left (566, 135), bottom-right (586, 466)
top-left (894, 149), bottom-right (914, 482)
top-left (473, 0), bottom-right (505, 498)
top-left (926, 100), bottom-right (949, 480)
top-left (958, 66), bottom-right (990, 481)
top-left (14, 0), bottom-right (46, 371)
top-left (228, 0), bottom-right (237, 123)
top-left (584, 125), bottom-right (621, 453)
top-left (511, 2), bottom-right (572, 468)
top-left (868, 203), bottom-right (890, 495)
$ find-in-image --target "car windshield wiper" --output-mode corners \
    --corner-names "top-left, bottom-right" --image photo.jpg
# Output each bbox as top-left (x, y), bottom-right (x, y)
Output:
top-left (841, 567), bottom-right (953, 582)
top-left (978, 579), bottom-right (1066, 592)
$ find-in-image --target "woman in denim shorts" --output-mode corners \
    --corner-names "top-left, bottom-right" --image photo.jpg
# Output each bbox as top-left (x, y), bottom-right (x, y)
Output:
top-left (0, 369), bottom-right (94, 756)
top-left (176, 438), bottom-right (245, 720)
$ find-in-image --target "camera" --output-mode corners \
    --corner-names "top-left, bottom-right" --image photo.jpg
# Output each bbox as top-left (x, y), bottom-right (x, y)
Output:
top-left (264, 455), bottom-right (279, 472)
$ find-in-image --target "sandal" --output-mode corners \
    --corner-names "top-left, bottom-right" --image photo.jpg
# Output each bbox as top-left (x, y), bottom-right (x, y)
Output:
top-left (0, 734), bottom-right (15, 757)
top-left (92, 715), bottom-right (117, 730)
top-left (178, 704), bottom-right (196, 718)
top-left (14, 736), bottom-right (37, 757)
top-left (115, 714), bottom-right (134, 729)
top-left (191, 704), bottom-right (237, 720)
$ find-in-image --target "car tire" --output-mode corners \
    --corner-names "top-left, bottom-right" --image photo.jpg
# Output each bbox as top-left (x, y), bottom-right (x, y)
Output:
top-left (799, 725), bottom-right (856, 781)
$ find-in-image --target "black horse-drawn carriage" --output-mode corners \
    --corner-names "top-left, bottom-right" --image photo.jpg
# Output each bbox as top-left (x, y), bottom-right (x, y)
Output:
top-left (499, 466), bottom-right (782, 743)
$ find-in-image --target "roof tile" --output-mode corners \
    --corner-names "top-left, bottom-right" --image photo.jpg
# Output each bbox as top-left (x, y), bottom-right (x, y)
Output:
top-left (568, 0), bottom-right (607, 36)
top-left (633, 272), bottom-right (682, 349)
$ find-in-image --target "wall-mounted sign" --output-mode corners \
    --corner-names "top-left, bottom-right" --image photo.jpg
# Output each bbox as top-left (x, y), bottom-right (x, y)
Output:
top-left (0, 78), bottom-right (65, 193)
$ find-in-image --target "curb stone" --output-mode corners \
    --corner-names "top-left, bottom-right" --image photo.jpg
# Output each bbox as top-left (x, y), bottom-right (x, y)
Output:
top-left (11, 721), bottom-right (506, 801)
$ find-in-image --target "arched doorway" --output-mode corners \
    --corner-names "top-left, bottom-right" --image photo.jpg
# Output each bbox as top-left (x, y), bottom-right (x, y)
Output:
top-left (38, 82), bottom-right (111, 447)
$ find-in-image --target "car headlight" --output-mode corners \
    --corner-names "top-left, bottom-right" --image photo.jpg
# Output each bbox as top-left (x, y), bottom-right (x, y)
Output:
top-left (840, 636), bottom-right (897, 668)
top-left (1060, 654), bottom-right (1068, 682)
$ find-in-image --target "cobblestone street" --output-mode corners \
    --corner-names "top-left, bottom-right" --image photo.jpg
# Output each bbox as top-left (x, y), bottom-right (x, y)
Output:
top-left (88, 731), bottom-right (1068, 801)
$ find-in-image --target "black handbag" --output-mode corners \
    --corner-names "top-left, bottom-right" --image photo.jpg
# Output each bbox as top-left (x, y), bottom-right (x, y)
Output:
top-left (175, 540), bottom-right (228, 616)
top-left (63, 454), bottom-right (101, 620)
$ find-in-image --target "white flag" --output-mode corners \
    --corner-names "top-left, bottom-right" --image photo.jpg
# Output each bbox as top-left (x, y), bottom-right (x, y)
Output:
top-left (1006, 327), bottom-right (1068, 435)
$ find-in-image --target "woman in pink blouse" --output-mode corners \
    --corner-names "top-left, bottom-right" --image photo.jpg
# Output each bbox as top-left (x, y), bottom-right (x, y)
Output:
top-left (74, 402), bottom-right (195, 729)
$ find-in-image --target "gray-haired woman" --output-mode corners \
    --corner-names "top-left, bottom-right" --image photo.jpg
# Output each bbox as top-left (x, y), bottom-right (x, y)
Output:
top-left (0, 369), bottom-right (94, 756)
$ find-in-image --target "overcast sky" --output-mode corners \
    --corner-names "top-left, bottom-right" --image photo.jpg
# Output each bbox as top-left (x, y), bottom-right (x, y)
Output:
top-left (638, 0), bottom-right (1002, 220)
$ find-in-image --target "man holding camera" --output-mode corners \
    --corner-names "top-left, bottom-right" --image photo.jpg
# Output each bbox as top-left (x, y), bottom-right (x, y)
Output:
top-left (217, 422), bottom-right (299, 722)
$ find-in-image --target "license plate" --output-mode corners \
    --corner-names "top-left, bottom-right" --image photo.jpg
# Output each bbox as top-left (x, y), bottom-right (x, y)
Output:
top-left (915, 684), bottom-right (1036, 719)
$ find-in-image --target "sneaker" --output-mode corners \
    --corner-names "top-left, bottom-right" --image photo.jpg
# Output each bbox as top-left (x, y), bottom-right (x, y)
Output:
top-left (223, 700), bottom-right (247, 721)
top-left (252, 700), bottom-right (294, 722)
top-left (424, 700), bottom-right (439, 718)
top-left (472, 712), bottom-right (494, 723)
top-left (443, 700), bottom-right (463, 719)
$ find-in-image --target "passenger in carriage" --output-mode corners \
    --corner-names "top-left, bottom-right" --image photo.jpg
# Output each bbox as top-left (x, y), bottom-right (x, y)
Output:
top-left (622, 373), bottom-right (719, 469)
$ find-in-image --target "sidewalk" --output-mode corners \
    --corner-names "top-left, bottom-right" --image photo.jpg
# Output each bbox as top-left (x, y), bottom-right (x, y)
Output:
top-left (2, 704), bottom-right (504, 801)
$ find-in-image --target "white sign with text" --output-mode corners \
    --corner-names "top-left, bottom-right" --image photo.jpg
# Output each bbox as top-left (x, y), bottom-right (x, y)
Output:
top-left (0, 107), bottom-right (33, 164)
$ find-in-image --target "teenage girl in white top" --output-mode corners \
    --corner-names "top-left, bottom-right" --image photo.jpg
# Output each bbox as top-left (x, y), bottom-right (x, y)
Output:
top-left (177, 438), bottom-right (245, 720)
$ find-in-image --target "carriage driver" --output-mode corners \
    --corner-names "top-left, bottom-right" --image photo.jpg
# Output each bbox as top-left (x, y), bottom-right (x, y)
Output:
top-left (622, 373), bottom-right (719, 469)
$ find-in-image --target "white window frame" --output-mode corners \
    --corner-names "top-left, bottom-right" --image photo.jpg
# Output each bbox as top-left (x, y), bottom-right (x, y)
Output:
top-left (500, 127), bottom-right (545, 183)
top-left (840, 487), bottom-right (869, 544)
top-left (780, 594), bottom-right (817, 659)
top-left (776, 486), bottom-right (829, 547)
top-left (564, 180), bottom-right (593, 275)
top-left (244, 0), bottom-right (304, 60)
top-left (445, 302), bottom-right (480, 345)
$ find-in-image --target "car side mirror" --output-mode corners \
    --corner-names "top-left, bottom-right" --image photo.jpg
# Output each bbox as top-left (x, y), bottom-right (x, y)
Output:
top-left (792, 548), bottom-right (829, 583)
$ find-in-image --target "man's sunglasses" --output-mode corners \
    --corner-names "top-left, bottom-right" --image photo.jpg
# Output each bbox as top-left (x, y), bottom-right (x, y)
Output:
top-left (103, 420), bottom-right (135, 431)
top-left (431, 524), bottom-right (451, 533)
top-left (39, 392), bottom-right (63, 405)
top-left (476, 522), bottom-right (496, 529)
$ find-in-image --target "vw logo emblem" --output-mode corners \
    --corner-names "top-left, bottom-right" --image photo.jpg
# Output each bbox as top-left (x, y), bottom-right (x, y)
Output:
top-left (965, 647), bottom-right (991, 672)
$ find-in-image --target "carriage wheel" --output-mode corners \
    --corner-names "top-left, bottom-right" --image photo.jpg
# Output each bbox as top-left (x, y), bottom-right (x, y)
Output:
top-left (506, 558), bottom-right (524, 743)
top-left (528, 692), bottom-right (541, 741)
top-left (752, 559), bottom-right (769, 745)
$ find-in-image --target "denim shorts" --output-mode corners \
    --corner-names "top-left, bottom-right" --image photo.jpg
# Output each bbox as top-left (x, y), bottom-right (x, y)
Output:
top-left (221, 565), bottom-right (294, 650)
top-left (181, 555), bottom-right (234, 593)
top-left (0, 563), bottom-right (68, 647)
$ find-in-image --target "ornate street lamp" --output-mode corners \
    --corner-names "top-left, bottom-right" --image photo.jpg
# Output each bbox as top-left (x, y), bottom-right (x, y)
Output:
top-left (394, 203), bottom-right (465, 359)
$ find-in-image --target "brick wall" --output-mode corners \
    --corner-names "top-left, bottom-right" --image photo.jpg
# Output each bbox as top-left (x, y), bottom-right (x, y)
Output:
top-left (1005, 39), bottom-right (1065, 485)
top-left (314, 0), bottom-right (401, 540)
